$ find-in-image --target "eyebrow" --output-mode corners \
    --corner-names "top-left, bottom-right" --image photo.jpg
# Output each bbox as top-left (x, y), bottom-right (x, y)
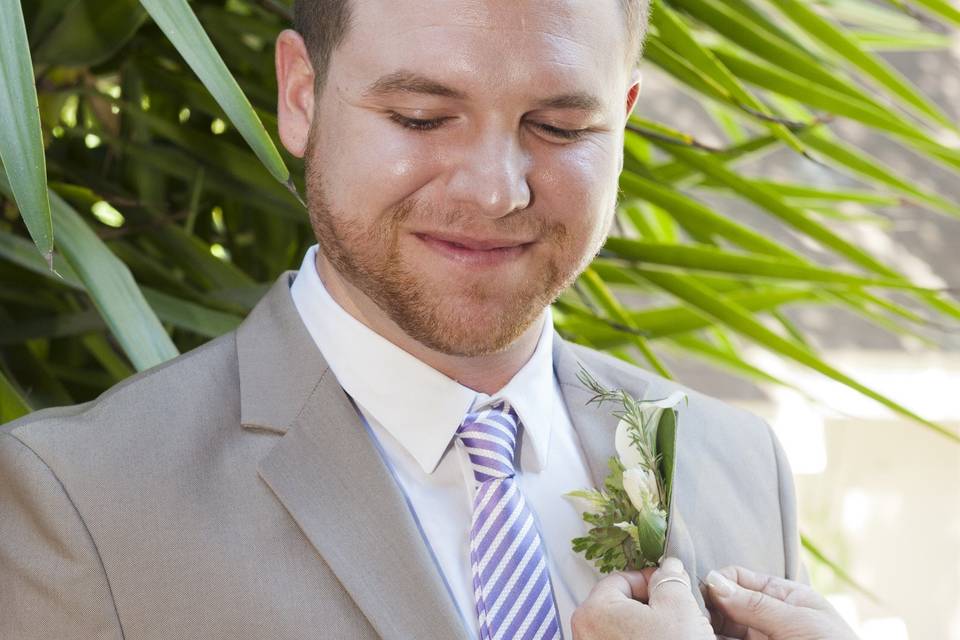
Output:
top-left (363, 71), bottom-right (466, 100)
top-left (362, 70), bottom-right (604, 112)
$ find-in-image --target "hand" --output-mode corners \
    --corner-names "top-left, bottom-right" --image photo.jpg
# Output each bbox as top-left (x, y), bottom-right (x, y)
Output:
top-left (571, 557), bottom-right (714, 640)
top-left (703, 565), bottom-right (859, 640)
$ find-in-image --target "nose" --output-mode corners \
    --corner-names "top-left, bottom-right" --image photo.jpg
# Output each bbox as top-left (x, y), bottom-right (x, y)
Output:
top-left (445, 128), bottom-right (532, 218)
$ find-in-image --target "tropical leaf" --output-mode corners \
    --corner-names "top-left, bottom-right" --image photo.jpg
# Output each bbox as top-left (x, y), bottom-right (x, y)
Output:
top-left (0, 368), bottom-right (30, 422)
top-left (631, 267), bottom-right (959, 442)
top-left (31, 0), bottom-right (148, 67)
top-left (0, 173), bottom-right (178, 371)
top-left (0, 0), bottom-right (53, 263)
top-left (135, 0), bottom-right (294, 192)
top-left (763, 0), bottom-right (954, 128)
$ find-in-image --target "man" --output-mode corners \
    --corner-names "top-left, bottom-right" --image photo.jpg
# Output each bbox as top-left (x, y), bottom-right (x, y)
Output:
top-left (0, 1), bottom-right (805, 638)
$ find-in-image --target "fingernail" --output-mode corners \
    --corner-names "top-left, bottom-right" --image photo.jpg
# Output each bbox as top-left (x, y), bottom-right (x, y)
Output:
top-left (706, 570), bottom-right (735, 597)
top-left (661, 556), bottom-right (683, 573)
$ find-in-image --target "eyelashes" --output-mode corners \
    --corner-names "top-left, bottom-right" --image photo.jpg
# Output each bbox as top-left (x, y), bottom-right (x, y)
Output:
top-left (387, 112), bottom-right (588, 142)
top-left (388, 113), bottom-right (451, 131)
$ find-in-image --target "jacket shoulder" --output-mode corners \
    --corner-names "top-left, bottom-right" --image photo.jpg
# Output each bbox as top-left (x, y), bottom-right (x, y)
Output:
top-left (2, 332), bottom-right (239, 467)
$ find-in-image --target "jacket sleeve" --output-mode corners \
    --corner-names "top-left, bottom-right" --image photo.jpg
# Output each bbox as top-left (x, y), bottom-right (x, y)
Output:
top-left (766, 423), bottom-right (809, 584)
top-left (0, 432), bottom-right (123, 640)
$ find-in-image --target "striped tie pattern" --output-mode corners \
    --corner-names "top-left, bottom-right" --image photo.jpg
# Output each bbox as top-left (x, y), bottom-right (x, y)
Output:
top-left (456, 400), bottom-right (562, 640)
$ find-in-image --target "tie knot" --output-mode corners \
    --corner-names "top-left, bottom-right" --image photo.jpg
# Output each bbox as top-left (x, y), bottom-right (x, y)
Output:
top-left (456, 400), bottom-right (520, 482)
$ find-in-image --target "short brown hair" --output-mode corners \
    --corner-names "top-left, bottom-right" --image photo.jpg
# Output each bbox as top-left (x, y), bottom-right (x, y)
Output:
top-left (293, 0), bottom-right (650, 91)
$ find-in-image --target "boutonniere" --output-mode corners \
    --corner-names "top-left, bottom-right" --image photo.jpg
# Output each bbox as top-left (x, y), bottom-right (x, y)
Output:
top-left (565, 367), bottom-right (686, 573)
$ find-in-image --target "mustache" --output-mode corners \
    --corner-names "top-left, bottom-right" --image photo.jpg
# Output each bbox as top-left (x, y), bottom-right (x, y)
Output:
top-left (390, 197), bottom-right (566, 240)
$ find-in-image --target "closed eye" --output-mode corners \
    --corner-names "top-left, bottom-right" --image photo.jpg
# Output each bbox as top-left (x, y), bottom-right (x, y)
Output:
top-left (388, 112), bottom-right (450, 131)
top-left (388, 112), bottom-right (588, 141)
top-left (535, 123), bottom-right (588, 141)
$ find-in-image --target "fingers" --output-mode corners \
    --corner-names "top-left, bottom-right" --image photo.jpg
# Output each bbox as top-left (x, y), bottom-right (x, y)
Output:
top-left (587, 570), bottom-right (650, 604)
top-left (704, 567), bottom-right (801, 638)
top-left (647, 557), bottom-right (696, 609)
top-left (704, 599), bottom-right (749, 639)
top-left (714, 566), bottom-right (801, 602)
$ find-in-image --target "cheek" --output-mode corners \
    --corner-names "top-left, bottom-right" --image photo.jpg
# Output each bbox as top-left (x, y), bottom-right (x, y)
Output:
top-left (313, 101), bottom-right (442, 216)
top-left (532, 138), bottom-right (620, 237)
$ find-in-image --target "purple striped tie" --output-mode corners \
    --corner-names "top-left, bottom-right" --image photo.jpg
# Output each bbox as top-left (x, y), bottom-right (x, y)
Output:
top-left (456, 400), bottom-right (562, 640)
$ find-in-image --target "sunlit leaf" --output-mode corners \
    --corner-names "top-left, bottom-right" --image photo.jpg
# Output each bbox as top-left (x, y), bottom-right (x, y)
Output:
top-left (632, 268), bottom-right (959, 442)
top-left (764, 0), bottom-right (954, 128)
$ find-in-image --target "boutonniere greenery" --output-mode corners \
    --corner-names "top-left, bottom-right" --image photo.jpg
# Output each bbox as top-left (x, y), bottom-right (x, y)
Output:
top-left (566, 367), bottom-right (686, 573)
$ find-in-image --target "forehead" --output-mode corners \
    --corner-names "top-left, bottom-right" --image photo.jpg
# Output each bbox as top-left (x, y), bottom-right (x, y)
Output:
top-left (333, 0), bottom-right (629, 104)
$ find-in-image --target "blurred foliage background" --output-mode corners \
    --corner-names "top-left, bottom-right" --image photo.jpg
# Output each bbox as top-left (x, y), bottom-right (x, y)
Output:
top-left (2, 0), bottom-right (959, 619)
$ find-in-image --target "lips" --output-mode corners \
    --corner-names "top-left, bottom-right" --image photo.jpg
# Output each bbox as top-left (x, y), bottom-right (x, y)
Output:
top-left (414, 232), bottom-right (531, 251)
top-left (413, 232), bottom-right (534, 267)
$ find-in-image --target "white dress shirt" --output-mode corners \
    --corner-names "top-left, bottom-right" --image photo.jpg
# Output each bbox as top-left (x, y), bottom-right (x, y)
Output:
top-left (290, 245), bottom-right (601, 639)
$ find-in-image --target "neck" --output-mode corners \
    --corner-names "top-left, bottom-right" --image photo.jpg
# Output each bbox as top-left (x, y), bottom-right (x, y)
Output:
top-left (314, 253), bottom-right (543, 395)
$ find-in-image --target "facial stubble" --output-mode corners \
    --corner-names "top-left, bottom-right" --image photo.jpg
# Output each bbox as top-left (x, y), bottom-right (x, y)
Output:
top-left (305, 160), bottom-right (610, 358)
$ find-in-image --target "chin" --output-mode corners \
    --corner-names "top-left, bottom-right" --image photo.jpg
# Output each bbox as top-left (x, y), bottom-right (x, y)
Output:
top-left (387, 289), bottom-right (547, 358)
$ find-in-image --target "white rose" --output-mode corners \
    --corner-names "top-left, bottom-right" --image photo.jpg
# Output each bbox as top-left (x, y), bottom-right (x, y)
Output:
top-left (622, 467), bottom-right (661, 512)
top-left (614, 417), bottom-right (647, 470)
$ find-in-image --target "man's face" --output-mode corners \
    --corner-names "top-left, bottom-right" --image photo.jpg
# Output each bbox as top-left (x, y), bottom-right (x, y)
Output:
top-left (286, 0), bottom-right (639, 357)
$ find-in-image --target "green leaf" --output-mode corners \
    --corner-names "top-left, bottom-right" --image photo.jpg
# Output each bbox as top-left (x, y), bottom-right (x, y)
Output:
top-left (0, 0), bottom-right (53, 264)
top-left (635, 508), bottom-right (668, 562)
top-left (623, 170), bottom-right (780, 251)
top-left (802, 534), bottom-right (883, 604)
top-left (141, 288), bottom-right (243, 338)
top-left (0, 173), bottom-right (179, 371)
top-left (643, 35), bottom-right (734, 105)
top-left (650, 0), bottom-right (806, 153)
top-left (0, 227), bottom-right (243, 339)
top-left (651, 143), bottom-right (904, 277)
top-left (908, 0), bottom-right (960, 27)
top-left (670, 0), bottom-right (871, 101)
top-left (853, 30), bottom-right (953, 51)
top-left (666, 333), bottom-right (808, 392)
top-left (556, 284), bottom-right (817, 344)
top-left (711, 47), bottom-right (936, 143)
top-left (52, 194), bottom-right (180, 370)
top-left (739, 181), bottom-right (901, 207)
top-left (800, 131), bottom-right (960, 219)
top-left (0, 369), bottom-right (31, 423)
top-left (603, 238), bottom-right (938, 291)
top-left (32, 0), bottom-right (148, 67)
top-left (112, 100), bottom-right (302, 213)
top-left (656, 405), bottom-right (678, 510)
top-left (632, 268), bottom-right (959, 442)
top-left (764, 0), bottom-right (954, 128)
top-left (827, 0), bottom-right (926, 31)
top-left (136, 0), bottom-right (293, 190)
top-left (0, 228), bottom-right (81, 288)
top-left (0, 308), bottom-right (104, 346)
top-left (648, 132), bottom-right (788, 185)
top-left (580, 268), bottom-right (673, 378)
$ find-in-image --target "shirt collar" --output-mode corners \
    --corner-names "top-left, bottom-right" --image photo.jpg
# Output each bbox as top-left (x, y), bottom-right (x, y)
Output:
top-left (289, 245), bottom-right (555, 474)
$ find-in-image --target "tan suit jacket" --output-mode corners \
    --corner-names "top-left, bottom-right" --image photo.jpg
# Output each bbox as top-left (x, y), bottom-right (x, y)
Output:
top-left (0, 273), bottom-right (803, 639)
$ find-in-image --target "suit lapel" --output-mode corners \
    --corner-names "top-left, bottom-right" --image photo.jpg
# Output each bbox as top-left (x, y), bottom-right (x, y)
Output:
top-left (552, 334), bottom-right (649, 493)
top-left (553, 336), bottom-right (704, 609)
top-left (237, 274), bottom-right (467, 640)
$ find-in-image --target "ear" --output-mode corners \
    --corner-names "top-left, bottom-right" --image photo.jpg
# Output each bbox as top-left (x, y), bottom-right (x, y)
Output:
top-left (276, 29), bottom-right (316, 158)
top-left (625, 68), bottom-right (642, 119)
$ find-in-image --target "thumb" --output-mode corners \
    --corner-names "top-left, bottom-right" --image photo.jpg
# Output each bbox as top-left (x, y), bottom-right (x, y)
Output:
top-left (705, 569), bottom-right (796, 637)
